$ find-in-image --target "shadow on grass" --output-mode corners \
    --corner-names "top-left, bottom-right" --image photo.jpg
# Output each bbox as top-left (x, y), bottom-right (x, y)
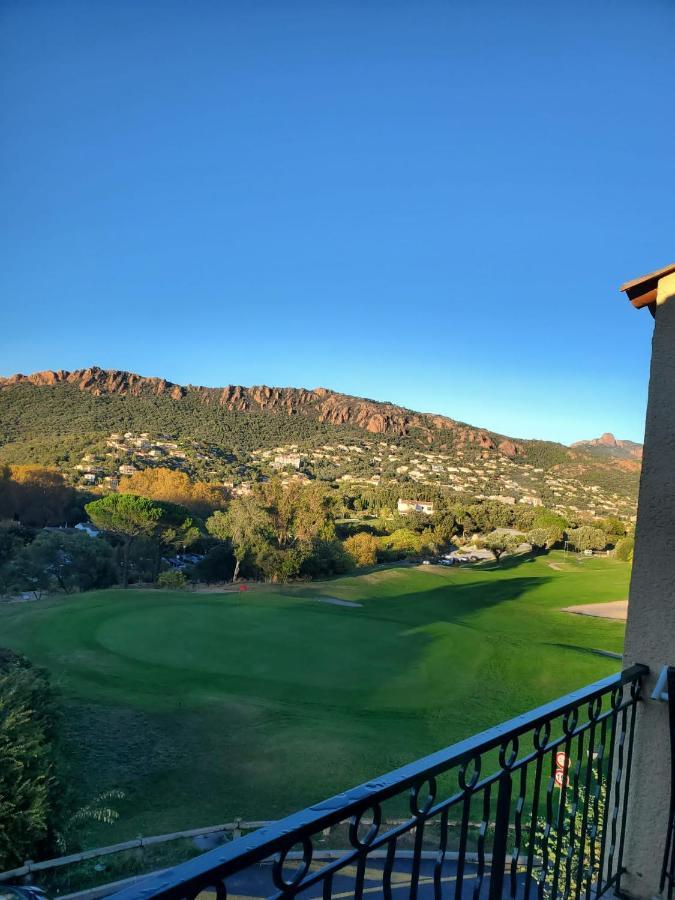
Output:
top-left (545, 641), bottom-right (622, 660)
top-left (354, 574), bottom-right (553, 628)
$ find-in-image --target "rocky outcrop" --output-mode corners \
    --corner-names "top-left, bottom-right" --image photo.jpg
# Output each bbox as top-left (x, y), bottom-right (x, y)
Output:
top-left (0, 366), bottom-right (525, 453)
top-left (571, 432), bottom-right (643, 460)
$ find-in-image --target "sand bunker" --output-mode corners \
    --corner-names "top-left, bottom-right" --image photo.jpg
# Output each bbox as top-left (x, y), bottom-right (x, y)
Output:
top-left (563, 600), bottom-right (628, 621)
top-left (314, 596), bottom-right (363, 608)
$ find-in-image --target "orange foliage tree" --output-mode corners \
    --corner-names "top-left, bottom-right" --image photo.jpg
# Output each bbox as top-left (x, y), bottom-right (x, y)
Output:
top-left (118, 467), bottom-right (228, 518)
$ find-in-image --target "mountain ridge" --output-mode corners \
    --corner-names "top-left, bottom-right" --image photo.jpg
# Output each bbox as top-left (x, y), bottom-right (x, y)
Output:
top-left (0, 366), bottom-right (642, 517)
top-left (0, 366), bottom-right (524, 455)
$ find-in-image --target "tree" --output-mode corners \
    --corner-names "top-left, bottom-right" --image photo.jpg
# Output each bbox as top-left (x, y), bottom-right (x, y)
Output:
top-left (614, 536), bottom-right (635, 562)
top-left (597, 516), bottom-right (626, 544)
top-left (0, 464), bottom-right (12, 520)
top-left (0, 649), bottom-right (62, 869)
top-left (4, 531), bottom-right (117, 596)
top-left (344, 532), bottom-right (379, 567)
top-left (476, 532), bottom-right (522, 563)
top-left (0, 523), bottom-right (34, 594)
top-left (531, 510), bottom-right (568, 547)
top-left (5, 466), bottom-right (73, 528)
top-left (430, 511), bottom-right (457, 549)
top-left (207, 480), bottom-right (339, 583)
top-left (300, 539), bottom-right (352, 578)
top-left (378, 528), bottom-right (426, 559)
top-left (567, 526), bottom-right (607, 553)
top-left (85, 494), bottom-right (164, 587)
top-left (527, 528), bottom-right (552, 553)
top-left (207, 498), bottom-right (270, 581)
top-left (191, 543), bottom-right (236, 583)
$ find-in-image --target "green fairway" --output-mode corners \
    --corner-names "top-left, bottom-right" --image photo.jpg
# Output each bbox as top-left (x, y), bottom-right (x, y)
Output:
top-left (0, 552), bottom-right (629, 844)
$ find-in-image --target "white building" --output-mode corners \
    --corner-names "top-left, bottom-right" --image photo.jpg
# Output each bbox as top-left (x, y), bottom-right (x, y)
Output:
top-left (271, 453), bottom-right (302, 470)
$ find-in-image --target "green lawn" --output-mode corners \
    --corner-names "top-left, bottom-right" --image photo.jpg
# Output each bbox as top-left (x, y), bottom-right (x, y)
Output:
top-left (0, 552), bottom-right (629, 844)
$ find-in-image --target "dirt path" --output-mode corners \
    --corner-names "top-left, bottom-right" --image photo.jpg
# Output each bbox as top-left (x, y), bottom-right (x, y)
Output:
top-left (563, 600), bottom-right (628, 621)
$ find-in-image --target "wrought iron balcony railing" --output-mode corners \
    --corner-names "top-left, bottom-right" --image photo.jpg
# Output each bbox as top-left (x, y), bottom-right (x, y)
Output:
top-left (110, 664), bottom-right (647, 900)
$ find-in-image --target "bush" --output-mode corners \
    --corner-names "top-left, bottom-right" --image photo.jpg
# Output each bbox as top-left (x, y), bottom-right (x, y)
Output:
top-left (156, 569), bottom-right (188, 589)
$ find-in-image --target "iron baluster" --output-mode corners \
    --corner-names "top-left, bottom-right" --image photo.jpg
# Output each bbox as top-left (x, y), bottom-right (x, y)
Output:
top-left (615, 680), bottom-right (640, 896)
top-left (473, 783), bottom-right (492, 900)
top-left (433, 806), bottom-right (449, 900)
top-left (575, 696), bottom-right (600, 898)
top-left (511, 765), bottom-right (527, 898)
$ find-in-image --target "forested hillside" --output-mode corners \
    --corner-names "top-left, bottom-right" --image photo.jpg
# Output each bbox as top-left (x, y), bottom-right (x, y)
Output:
top-left (0, 368), bottom-right (641, 517)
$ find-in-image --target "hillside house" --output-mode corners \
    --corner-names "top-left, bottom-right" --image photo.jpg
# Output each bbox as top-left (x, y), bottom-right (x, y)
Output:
top-left (397, 498), bottom-right (434, 515)
top-left (271, 453), bottom-right (302, 469)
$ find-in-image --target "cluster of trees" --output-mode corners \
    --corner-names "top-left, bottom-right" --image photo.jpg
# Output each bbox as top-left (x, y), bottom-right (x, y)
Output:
top-left (0, 464), bottom-right (85, 528)
top-left (205, 480), bottom-right (348, 582)
top-left (0, 463), bottom-right (636, 596)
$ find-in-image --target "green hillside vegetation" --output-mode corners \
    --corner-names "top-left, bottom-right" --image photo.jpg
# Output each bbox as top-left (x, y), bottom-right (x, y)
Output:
top-left (0, 383), bottom-right (373, 459)
top-left (0, 555), bottom-right (628, 843)
top-left (0, 381), bottom-right (640, 519)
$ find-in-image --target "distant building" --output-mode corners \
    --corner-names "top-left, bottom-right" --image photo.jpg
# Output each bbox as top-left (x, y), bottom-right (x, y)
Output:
top-left (232, 482), bottom-right (253, 497)
top-left (519, 495), bottom-right (543, 507)
top-left (119, 464), bottom-right (137, 476)
top-left (397, 499), bottom-right (434, 516)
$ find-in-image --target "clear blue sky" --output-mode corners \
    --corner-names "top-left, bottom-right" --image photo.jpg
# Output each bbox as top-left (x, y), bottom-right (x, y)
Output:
top-left (2, 0), bottom-right (673, 444)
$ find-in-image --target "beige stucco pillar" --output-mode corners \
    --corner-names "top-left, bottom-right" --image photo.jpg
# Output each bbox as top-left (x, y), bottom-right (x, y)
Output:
top-left (621, 270), bottom-right (675, 898)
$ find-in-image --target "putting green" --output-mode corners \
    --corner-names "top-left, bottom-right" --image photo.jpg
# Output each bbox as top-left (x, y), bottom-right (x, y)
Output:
top-left (0, 552), bottom-right (628, 843)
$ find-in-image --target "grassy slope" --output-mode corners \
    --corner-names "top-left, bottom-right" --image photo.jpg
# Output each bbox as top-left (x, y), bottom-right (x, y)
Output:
top-left (0, 552), bottom-right (628, 843)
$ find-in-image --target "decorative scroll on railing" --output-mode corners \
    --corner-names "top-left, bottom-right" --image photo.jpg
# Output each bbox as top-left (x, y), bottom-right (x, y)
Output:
top-left (110, 665), bottom-right (647, 900)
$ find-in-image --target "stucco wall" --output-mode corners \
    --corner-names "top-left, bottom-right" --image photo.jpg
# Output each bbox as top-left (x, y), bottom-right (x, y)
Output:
top-left (622, 286), bottom-right (675, 897)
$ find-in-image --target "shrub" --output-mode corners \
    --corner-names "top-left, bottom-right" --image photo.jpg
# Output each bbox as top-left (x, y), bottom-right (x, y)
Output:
top-left (156, 569), bottom-right (188, 589)
top-left (344, 532), bottom-right (379, 567)
top-left (0, 649), bottom-right (63, 868)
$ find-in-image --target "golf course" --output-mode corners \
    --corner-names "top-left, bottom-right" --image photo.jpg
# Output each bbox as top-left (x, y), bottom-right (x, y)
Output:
top-left (0, 552), bottom-right (629, 844)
